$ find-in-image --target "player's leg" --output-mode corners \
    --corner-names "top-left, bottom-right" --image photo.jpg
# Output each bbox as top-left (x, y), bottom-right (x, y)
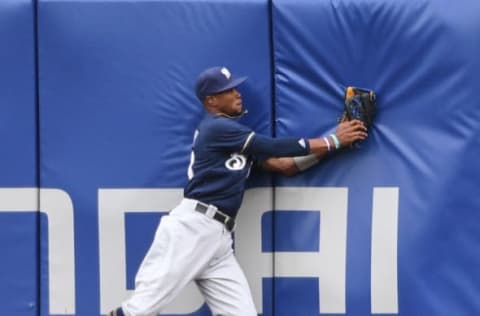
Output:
top-left (119, 203), bottom-right (223, 316)
top-left (108, 307), bottom-right (125, 316)
top-left (195, 235), bottom-right (257, 316)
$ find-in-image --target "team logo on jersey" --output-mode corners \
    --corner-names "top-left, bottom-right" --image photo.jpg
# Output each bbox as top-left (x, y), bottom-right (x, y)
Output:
top-left (225, 153), bottom-right (247, 171)
top-left (298, 138), bottom-right (306, 148)
top-left (221, 67), bottom-right (231, 80)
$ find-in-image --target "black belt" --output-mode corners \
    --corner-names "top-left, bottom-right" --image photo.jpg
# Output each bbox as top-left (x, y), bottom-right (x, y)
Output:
top-left (194, 202), bottom-right (236, 232)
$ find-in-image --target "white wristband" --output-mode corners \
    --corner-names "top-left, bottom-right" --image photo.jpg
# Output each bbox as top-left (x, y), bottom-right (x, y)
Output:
top-left (323, 136), bottom-right (331, 152)
top-left (330, 133), bottom-right (341, 149)
top-left (293, 154), bottom-right (320, 171)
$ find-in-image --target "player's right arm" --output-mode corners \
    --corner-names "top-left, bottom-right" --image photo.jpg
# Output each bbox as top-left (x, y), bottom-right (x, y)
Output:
top-left (261, 157), bottom-right (303, 176)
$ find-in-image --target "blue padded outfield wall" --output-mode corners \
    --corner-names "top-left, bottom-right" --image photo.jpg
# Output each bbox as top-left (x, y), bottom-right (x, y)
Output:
top-left (1, 0), bottom-right (480, 315)
top-left (0, 1), bottom-right (38, 316)
top-left (37, 1), bottom-right (273, 315)
top-left (271, 0), bottom-right (480, 315)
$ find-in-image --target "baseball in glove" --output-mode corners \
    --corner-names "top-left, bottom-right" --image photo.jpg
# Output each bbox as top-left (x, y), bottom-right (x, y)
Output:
top-left (342, 86), bottom-right (376, 128)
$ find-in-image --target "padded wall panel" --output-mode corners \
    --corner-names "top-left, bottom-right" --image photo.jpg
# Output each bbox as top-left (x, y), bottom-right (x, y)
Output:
top-left (272, 0), bottom-right (480, 315)
top-left (37, 1), bottom-right (272, 315)
top-left (0, 0), bottom-right (38, 315)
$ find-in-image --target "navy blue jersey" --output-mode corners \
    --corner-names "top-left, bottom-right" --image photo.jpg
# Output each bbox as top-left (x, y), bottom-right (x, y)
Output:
top-left (184, 115), bottom-right (255, 217)
top-left (184, 114), bottom-right (310, 217)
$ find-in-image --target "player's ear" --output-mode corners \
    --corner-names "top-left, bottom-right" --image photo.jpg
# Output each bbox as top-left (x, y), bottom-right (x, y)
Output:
top-left (205, 95), bottom-right (216, 106)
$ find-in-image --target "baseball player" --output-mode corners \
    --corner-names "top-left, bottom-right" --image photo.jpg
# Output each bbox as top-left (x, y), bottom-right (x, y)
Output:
top-left (108, 66), bottom-right (367, 316)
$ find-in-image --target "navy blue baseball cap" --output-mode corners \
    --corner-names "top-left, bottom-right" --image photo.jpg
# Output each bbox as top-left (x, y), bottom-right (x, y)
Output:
top-left (195, 66), bottom-right (247, 100)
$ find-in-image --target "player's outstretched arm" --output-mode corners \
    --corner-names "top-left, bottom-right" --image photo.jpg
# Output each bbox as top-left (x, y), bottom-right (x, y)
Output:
top-left (309, 119), bottom-right (367, 155)
top-left (260, 119), bottom-right (368, 176)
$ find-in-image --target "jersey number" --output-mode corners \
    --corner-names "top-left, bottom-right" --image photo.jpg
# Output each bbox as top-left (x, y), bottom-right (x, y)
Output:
top-left (225, 153), bottom-right (247, 171)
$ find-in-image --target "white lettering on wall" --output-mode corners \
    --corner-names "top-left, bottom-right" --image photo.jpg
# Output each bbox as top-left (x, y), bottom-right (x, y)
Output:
top-left (0, 186), bottom-right (399, 315)
top-left (0, 188), bottom-right (75, 315)
top-left (274, 187), bottom-right (348, 314)
top-left (97, 188), bottom-right (204, 314)
top-left (371, 187), bottom-right (399, 314)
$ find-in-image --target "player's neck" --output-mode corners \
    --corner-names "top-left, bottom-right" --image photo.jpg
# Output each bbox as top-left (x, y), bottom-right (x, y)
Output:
top-left (213, 110), bottom-right (248, 119)
top-left (203, 103), bottom-right (248, 118)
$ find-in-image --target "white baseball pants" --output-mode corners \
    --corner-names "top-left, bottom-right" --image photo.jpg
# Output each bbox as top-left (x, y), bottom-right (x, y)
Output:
top-left (121, 198), bottom-right (257, 316)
